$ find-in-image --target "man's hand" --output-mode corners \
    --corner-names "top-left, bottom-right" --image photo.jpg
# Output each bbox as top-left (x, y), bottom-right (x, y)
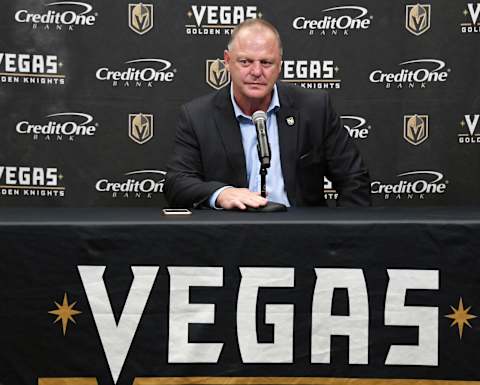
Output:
top-left (216, 187), bottom-right (268, 210)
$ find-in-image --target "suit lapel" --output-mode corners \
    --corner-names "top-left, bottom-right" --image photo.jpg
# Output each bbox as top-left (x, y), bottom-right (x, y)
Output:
top-left (213, 88), bottom-right (248, 187)
top-left (277, 84), bottom-right (299, 203)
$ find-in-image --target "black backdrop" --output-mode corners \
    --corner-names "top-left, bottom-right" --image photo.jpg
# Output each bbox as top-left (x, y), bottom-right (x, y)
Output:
top-left (1, 0), bottom-right (479, 207)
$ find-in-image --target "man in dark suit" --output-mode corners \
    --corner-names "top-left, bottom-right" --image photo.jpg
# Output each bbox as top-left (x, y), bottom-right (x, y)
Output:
top-left (165, 19), bottom-right (370, 210)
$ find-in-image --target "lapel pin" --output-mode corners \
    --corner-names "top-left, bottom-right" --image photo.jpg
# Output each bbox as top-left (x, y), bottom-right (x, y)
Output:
top-left (286, 116), bottom-right (295, 126)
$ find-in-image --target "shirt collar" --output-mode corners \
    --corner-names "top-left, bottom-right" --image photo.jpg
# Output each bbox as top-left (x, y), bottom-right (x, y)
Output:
top-left (230, 84), bottom-right (280, 121)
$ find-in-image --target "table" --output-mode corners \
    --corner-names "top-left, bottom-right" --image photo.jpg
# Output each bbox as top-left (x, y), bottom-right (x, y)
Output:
top-left (1, 207), bottom-right (479, 385)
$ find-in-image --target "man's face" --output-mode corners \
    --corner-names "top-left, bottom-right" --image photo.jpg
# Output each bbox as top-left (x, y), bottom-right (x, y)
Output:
top-left (224, 27), bottom-right (282, 108)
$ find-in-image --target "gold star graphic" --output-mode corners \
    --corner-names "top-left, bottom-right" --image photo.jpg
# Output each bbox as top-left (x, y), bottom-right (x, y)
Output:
top-left (187, 11), bottom-right (192, 18)
top-left (48, 293), bottom-right (82, 336)
top-left (445, 297), bottom-right (477, 339)
top-left (463, 9), bottom-right (469, 16)
top-left (460, 120), bottom-right (465, 127)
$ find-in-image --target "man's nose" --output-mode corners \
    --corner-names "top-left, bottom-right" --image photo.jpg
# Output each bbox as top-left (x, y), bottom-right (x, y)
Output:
top-left (250, 61), bottom-right (262, 76)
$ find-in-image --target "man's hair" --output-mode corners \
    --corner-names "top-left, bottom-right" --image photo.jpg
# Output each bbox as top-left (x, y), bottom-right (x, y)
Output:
top-left (227, 18), bottom-right (283, 57)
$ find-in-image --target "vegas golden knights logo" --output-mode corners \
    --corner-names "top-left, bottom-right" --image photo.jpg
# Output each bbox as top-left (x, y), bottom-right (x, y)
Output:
top-left (129, 113), bottom-right (153, 144)
top-left (406, 4), bottom-right (431, 36)
top-left (206, 59), bottom-right (230, 90)
top-left (129, 3), bottom-right (153, 35)
top-left (404, 114), bottom-right (429, 145)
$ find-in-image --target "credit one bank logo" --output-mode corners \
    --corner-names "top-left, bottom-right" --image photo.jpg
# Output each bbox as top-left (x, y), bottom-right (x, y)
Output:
top-left (292, 6), bottom-right (372, 36)
top-left (371, 171), bottom-right (448, 200)
top-left (16, 112), bottom-right (98, 142)
top-left (14, 1), bottom-right (97, 30)
top-left (341, 116), bottom-right (371, 139)
top-left (95, 170), bottom-right (165, 199)
top-left (95, 58), bottom-right (176, 88)
top-left (369, 59), bottom-right (450, 89)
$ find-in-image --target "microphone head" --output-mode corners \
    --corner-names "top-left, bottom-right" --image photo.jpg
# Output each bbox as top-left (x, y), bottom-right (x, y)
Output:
top-left (252, 110), bottom-right (267, 123)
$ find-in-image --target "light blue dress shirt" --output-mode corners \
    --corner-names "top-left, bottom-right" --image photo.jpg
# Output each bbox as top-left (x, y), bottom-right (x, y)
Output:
top-left (209, 85), bottom-right (291, 208)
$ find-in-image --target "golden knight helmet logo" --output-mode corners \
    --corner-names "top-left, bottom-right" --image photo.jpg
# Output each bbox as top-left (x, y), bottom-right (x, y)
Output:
top-left (404, 114), bottom-right (429, 145)
top-left (129, 3), bottom-right (153, 35)
top-left (129, 113), bottom-right (154, 144)
top-left (206, 59), bottom-right (230, 90)
top-left (406, 4), bottom-right (431, 36)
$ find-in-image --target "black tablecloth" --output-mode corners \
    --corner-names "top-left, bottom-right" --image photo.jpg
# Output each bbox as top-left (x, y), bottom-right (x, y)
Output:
top-left (1, 207), bottom-right (479, 385)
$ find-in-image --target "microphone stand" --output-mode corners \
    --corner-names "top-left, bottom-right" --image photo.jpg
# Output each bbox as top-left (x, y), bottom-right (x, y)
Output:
top-left (250, 161), bottom-right (287, 212)
top-left (248, 111), bottom-right (287, 213)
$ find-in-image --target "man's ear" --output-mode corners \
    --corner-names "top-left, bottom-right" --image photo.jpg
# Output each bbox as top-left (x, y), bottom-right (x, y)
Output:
top-left (223, 50), bottom-right (230, 70)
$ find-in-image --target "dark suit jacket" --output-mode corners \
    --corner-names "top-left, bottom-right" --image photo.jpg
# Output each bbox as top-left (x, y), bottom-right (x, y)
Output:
top-left (165, 83), bottom-right (371, 208)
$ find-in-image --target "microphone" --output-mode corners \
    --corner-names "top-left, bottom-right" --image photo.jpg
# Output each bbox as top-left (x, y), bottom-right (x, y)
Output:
top-left (252, 110), bottom-right (270, 168)
top-left (248, 110), bottom-right (287, 212)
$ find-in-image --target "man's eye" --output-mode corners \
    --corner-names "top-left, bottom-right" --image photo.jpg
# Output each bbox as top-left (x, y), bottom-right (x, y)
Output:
top-left (239, 59), bottom-right (249, 65)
